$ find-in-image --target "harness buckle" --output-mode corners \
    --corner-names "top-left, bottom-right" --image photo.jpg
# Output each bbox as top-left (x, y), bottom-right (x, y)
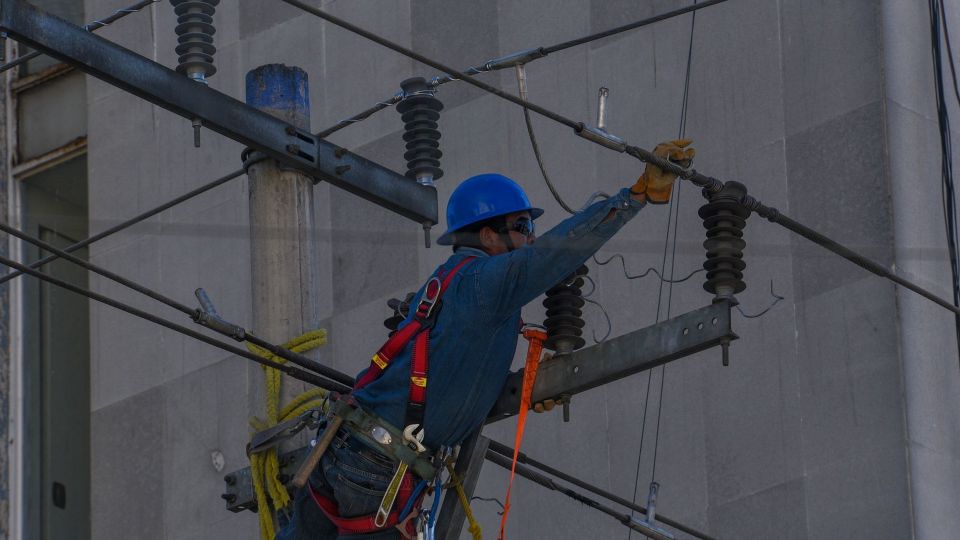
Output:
top-left (415, 277), bottom-right (443, 320)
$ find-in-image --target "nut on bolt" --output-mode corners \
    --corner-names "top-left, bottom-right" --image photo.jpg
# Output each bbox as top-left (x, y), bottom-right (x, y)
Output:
top-left (286, 143), bottom-right (301, 155)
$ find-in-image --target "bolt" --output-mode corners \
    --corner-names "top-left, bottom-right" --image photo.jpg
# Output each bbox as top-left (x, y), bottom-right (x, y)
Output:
top-left (285, 125), bottom-right (297, 136)
top-left (286, 144), bottom-right (301, 155)
top-left (334, 147), bottom-right (348, 158)
top-left (224, 474), bottom-right (236, 485)
top-left (335, 165), bottom-right (351, 175)
top-left (221, 493), bottom-right (237, 503)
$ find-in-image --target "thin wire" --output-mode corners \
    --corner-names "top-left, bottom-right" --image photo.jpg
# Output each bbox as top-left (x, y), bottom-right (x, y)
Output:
top-left (471, 496), bottom-right (506, 514)
top-left (0, 0), bottom-right (160, 73)
top-left (650, 2), bottom-right (699, 485)
top-left (629, 7), bottom-right (698, 533)
top-left (516, 64), bottom-right (577, 214)
top-left (592, 254), bottom-right (704, 284)
top-left (583, 298), bottom-right (612, 343)
top-left (735, 281), bottom-right (785, 319)
top-left (939, 0), bottom-right (960, 108)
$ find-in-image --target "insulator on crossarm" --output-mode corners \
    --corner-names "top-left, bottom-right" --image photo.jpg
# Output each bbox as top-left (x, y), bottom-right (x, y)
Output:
top-left (171, 0), bottom-right (218, 147)
top-left (543, 265), bottom-right (589, 355)
top-left (396, 77), bottom-right (444, 187)
top-left (699, 181), bottom-right (750, 301)
top-left (171, 0), bottom-right (219, 82)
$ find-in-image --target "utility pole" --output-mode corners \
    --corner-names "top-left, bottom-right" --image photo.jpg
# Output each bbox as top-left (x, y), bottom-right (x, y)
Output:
top-left (245, 64), bottom-right (320, 410)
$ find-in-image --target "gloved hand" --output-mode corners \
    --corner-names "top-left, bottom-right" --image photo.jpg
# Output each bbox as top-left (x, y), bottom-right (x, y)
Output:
top-left (630, 139), bottom-right (695, 204)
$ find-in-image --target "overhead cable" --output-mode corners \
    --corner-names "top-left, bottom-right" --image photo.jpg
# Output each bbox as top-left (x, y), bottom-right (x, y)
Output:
top-left (0, 166), bottom-right (248, 286)
top-left (315, 1), bottom-right (729, 140)
top-left (486, 440), bottom-right (716, 540)
top-left (485, 450), bottom-right (686, 539)
top-left (0, 0), bottom-right (160, 73)
top-left (929, 0), bottom-right (960, 364)
top-left (0, 221), bottom-right (355, 388)
top-left (281, 0), bottom-right (960, 319)
top-left (0, 253), bottom-right (347, 391)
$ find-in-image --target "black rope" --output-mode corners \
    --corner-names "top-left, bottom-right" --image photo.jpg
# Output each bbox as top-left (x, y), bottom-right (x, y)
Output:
top-left (0, 253), bottom-right (348, 392)
top-left (0, 221), bottom-right (356, 388)
top-left (0, 0), bottom-right (159, 73)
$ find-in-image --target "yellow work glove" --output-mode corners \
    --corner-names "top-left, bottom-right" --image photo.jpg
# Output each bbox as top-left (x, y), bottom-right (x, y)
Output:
top-left (630, 139), bottom-right (695, 204)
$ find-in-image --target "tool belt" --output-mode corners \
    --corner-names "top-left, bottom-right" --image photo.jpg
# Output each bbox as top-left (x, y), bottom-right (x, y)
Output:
top-left (328, 393), bottom-right (438, 481)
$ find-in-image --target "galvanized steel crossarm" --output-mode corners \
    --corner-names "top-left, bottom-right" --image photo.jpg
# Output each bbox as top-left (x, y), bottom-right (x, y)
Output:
top-left (0, 253), bottom-right (348, 392)
top-left (0, 221), bottom-right (357, 388)
top-left (487, 300), bottom-right (736, 420)
top-left (0, 0), bottom-right (437, 225)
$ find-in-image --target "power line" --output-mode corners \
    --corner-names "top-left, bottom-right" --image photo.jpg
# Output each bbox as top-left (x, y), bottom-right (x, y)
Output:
top-left (929, 0), bottom-right (960, 366)
top-left (280, 0), bottom-right (960, 321)
top-left (316, 1), bottom-right (730, 140)
top-left (541, 0), bottom-right (728, 55)
top-left (0, 252), bottom-right (347, 391)
top-left (0, 221), bottom-right (356, 388)
top-left (0, 166), bottom-right (248, 286)
top-left (486, 440), bottom-right (717, 540)
top-left (0, 0), bottom-right (160, 73)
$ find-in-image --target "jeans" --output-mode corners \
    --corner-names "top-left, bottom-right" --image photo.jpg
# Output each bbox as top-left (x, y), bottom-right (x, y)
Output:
top-left (276, 429), bottom-right (402, 540)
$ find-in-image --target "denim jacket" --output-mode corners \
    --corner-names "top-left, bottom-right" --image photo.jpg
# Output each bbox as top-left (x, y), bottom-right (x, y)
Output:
top-left (352, 188), bottom-right (645, 448)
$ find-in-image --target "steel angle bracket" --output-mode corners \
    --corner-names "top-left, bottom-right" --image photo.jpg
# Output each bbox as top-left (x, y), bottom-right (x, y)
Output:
top-left (0, 0), bottom-right (437, 225)
top-left (487, 300), bottom-right (737, 421)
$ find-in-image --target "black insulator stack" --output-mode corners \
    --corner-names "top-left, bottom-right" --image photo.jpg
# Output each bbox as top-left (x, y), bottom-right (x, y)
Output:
top-left (396, 77), bottom-right (443, 186)
top-left (383, 292), bottom-right (416, 335)
top-left (170, 0), bottom-right (219, 82)
top-left (699, 181), bottom-right (750, 300)
top-left (543, 265), bottom-right (588, 355)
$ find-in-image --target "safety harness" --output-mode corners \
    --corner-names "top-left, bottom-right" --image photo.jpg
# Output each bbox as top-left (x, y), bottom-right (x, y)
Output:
top-left (308, 256), bottom-right (476, 537)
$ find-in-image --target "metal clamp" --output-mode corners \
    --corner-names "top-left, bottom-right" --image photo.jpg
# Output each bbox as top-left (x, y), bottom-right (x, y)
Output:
top-left (192, 288), bottom-right (247, 341)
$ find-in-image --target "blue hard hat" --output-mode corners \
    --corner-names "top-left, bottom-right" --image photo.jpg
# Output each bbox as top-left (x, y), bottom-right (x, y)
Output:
top-left (436, 174), bottom-right (544, 246)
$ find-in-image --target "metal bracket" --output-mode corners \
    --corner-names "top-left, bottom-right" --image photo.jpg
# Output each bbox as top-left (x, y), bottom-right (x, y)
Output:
top-left (0, 0), bottom-right (437, 225)
top-left (487, 300), bottom-right (736, 421)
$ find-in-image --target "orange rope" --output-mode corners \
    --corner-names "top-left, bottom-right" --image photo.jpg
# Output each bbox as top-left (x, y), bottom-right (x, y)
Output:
top-left (498, 326), bottom-right (547, 540)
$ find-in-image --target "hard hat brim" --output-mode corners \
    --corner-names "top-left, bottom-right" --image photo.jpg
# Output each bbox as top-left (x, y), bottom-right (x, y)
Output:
top-left (436, 207), bottom-right (544, 246)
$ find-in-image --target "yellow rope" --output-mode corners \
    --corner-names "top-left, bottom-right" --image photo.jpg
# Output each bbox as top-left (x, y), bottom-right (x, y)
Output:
top-left (246, 329), bottom-right (328, 540)
top-left (446, 462), bottom-right (483, 540)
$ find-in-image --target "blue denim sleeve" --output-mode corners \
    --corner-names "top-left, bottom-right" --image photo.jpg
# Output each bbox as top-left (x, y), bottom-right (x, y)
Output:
top-left (476, 188), bottom-right (645, 318)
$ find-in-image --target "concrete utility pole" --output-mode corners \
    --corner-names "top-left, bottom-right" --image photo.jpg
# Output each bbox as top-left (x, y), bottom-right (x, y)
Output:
top-left (245, 64), bottom-right (320, 409)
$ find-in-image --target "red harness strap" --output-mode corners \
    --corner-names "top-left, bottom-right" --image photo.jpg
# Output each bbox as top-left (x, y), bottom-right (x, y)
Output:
top-left (309, 472), bottom-right (418, 536)
top-left (354, 256), bottom-right (476, 426)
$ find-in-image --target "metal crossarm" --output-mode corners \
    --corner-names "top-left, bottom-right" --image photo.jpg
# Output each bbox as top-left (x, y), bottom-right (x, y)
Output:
top-left (0, 0), bottom-right (437, 225)
top-left (487, 300), bottom-right (736, 421)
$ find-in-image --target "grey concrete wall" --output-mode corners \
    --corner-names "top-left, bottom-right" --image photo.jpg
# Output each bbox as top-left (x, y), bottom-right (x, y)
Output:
top-left (76, 0), bottom-right (960, 538)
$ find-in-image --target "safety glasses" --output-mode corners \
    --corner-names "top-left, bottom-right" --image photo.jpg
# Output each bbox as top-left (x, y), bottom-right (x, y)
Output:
top-left (500, 217), bottom-right (535, 237)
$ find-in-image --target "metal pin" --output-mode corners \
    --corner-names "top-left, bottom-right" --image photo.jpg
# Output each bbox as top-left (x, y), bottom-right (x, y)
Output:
top-left (422, 223), bottom-right (432, 249)
top-left (0, 32), bottom-right (7, 63)
top-left (596, 87), bottom-right (609, 130)
top-left (721, 337), bottom-right (730, 367)
top-left (561, 393), bottom-right (571, 422)
top-left (192, 118), bottom-right (202, 147)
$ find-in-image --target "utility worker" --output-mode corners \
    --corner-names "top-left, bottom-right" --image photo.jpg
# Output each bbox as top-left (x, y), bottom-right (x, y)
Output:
top-left (278, 139), bottom-right (695, 539)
